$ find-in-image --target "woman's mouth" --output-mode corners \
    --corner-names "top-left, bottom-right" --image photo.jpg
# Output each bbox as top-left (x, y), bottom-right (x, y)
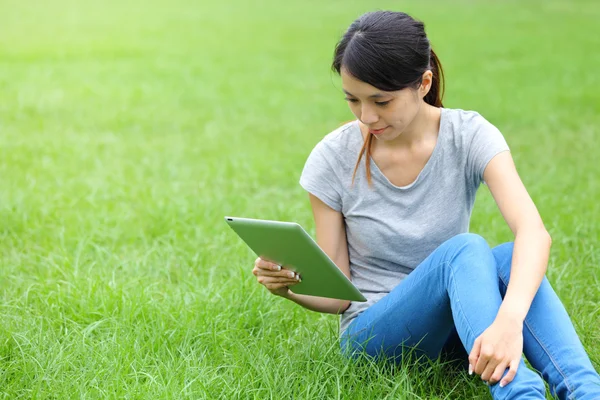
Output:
top-left (369, 126), bottom-right (389, 135)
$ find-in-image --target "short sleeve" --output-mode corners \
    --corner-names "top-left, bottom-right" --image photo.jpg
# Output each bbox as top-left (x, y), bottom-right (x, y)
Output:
top-left (466, 118), bottom-right (510, 187)
top-left (299, 141), bottom-right (343, 212)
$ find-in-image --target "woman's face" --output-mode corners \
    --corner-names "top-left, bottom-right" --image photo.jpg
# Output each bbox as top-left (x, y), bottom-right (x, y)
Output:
top-left (340, 67), bottom-right (432, 141)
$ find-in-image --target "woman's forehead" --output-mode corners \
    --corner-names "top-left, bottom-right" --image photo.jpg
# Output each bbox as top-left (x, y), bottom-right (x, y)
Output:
top-left (341, 70), bottom-right (389, 95)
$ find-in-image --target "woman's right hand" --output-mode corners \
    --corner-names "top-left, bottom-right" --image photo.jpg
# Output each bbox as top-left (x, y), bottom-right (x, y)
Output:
top-left (253, 257), bottom-right (301, 298)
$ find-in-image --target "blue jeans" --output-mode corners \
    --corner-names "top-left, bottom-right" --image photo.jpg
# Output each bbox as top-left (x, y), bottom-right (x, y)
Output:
top-left (340, 233), bottom-right (600, 399)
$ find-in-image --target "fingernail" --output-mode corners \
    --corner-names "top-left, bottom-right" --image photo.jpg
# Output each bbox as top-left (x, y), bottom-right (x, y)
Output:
top-left (275, 265), bottom-right (281, 271)
top-left (500, 382), bottom-right (505, 388)
top-left (468, 364), bottom-right (473, 375)
top-left (288, 271), bottom-right (295, 278)
top-left (295, 274), bottom-right (300, 281)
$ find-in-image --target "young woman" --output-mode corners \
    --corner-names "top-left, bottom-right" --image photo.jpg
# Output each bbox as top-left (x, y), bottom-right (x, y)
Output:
top-left (252, 10), bottom-right (600, 399)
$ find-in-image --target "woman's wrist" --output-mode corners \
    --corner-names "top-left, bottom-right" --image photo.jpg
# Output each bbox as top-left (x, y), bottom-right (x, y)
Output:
top-left (278, 288), bottom-right (293, 300)
top-left (496, 306), bottom-right (525, 329)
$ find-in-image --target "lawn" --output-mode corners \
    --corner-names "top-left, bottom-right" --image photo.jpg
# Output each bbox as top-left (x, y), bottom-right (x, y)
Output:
top-left (0, 0), bottom-right (598, 398)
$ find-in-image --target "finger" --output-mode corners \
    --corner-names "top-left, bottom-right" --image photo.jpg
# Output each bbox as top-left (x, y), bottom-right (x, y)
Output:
top-left (475, 344), bottom-right (493, 376)
top-left (480, 349), bottom-right (503, 382)
top-left (256, 269), bottom-right (300, 280)
top-left (499, 359), bottom-right (520, 387)
top-left (255, 257), bottom-right (282, 271)
top-left (468, 338), bottom-right (481, 375)
top-left (258, 276), bottom-right (300, 286)
top-left (480, 360), bottom-right (498, 383)
top-left (489, 361), bottom-right (509, 386)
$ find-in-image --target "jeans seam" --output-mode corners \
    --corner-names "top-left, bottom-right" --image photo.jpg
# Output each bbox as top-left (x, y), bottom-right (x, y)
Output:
top-left (497, 273), bottom-right (575, 395)
top-left (446, 260), bottom-right (478, 346)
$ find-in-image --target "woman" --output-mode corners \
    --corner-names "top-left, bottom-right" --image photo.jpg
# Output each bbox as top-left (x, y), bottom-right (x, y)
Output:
top-left (251, 10), bottom-right (600, 399)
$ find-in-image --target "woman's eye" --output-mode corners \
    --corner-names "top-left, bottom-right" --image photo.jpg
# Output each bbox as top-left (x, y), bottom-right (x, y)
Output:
top-left (344, 98), bottom-right (390, 106)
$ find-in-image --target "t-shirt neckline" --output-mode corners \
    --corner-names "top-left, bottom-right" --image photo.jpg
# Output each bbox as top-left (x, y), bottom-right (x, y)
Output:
top-left (352, 107), bottom-right (447, 190)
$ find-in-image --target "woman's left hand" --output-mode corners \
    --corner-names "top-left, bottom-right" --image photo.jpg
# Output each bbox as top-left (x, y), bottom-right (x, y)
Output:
top-left (468, 314), bottom-right (524, 387)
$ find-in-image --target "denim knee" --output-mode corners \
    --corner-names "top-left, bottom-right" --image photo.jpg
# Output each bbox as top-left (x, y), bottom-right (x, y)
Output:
top-left (449, 232), bottom-right (488, 248)
top-left (441, 233), bottom-right (497, 278)
top-left (446, 233), bottom-right (490, 258)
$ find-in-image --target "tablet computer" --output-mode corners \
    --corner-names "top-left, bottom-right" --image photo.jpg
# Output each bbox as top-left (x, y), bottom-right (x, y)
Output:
top-left (224, 216), bottom-right (366, 302)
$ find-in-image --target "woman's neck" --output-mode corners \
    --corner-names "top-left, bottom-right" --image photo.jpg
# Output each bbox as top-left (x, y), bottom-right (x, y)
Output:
top-left (382, 104), bottom-right (441, 150)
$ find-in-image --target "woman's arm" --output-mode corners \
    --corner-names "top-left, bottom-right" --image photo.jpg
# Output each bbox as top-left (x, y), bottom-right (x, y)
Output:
top-left (483, 151), bottom-right (552, 322)
top-left (469, 150), bottom-right (552, 386)
top-left (285, 292), bottom-right (350, 314)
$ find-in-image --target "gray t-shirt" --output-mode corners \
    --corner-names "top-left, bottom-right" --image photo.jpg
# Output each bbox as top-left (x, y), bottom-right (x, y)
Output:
top-left (298, 107), bottom-right (510, 337)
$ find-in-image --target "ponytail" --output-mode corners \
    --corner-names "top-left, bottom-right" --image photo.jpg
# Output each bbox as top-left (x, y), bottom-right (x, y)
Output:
top-left (424, 48), bottom-right (445, 108)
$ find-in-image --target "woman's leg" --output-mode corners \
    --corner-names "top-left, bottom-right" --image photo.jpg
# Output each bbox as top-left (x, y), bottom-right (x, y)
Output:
top-left (492, 242), bottom-right (600, 400)
top-left (340, 233), bottom-right (546, 399)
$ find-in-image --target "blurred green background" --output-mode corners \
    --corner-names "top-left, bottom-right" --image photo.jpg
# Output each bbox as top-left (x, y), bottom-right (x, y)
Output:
top-left (1, 0), bottom-right (598, 398)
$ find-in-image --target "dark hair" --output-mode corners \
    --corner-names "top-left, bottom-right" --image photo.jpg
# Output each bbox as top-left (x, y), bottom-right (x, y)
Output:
top-left (331, 11), bottom-right (445, 187)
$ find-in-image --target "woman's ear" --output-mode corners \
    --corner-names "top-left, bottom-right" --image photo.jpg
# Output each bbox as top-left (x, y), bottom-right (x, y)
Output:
top-left (420, 70), bottom-right (433, 98)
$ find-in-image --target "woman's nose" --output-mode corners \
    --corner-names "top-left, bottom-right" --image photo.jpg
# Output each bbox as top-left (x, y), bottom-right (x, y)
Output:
top-left (360, 106), bottom-right (378, 125)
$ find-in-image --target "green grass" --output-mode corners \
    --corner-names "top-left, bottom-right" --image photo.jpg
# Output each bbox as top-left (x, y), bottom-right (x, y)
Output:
top-left (1, 0), bottom-right (599, 398)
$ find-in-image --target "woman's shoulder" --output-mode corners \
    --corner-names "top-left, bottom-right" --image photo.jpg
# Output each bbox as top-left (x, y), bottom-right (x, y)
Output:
top-left (323, 119), bottom-right (361, 144)
top-left (442, 107), bottom-right (502, 144)
top-left (311, 119), bottom-right (362, 155)
top-left (301, 120), bottom-right (362, 176)
top-left (444, 107), bottom-right (495, 131)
